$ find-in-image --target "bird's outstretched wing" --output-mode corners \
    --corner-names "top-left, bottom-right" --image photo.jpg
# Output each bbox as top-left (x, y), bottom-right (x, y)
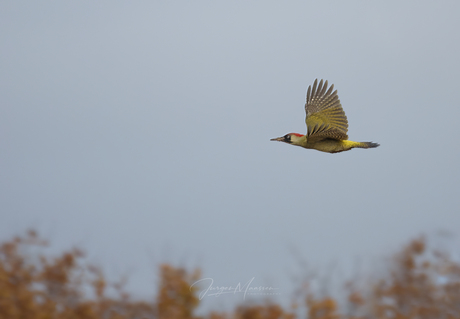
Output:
top-left (305, 79), bottom-right (348, 142)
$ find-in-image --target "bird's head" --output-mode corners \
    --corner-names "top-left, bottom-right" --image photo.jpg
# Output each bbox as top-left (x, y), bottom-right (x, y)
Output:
top-left (270, 133), bottom-right (305, 146)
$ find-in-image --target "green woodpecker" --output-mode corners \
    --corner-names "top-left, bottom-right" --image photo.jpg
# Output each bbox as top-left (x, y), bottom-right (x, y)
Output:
top-left (271, 79), bottom-right (379, 153)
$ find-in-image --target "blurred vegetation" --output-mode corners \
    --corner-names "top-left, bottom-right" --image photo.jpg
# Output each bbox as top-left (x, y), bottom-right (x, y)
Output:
top-left (1, 230), bottom-right (460, 319)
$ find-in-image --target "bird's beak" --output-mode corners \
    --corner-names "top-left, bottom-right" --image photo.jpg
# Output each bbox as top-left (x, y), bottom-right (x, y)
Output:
top-left (270, 137), bottom-right (284, 142)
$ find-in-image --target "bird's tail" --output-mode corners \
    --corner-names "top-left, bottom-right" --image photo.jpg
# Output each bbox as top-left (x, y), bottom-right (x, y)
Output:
top-left (355, 141), bottom-right (380, 149)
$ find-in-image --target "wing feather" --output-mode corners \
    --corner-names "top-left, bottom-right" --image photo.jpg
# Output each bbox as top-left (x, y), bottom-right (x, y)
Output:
top-left (305, 79), bottom-right (348, 142)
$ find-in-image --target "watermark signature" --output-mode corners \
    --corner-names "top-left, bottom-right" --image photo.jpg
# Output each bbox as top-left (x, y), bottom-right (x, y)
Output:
top-left (190, 277), bottom-right (280, 300)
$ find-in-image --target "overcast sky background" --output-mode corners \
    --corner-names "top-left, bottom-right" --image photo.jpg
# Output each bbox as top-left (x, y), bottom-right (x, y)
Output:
top-left (1, 0), bottom-right (460, 312)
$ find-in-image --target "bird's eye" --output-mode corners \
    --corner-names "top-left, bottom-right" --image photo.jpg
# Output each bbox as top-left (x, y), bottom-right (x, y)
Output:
top-left (284, 135), bottom-right (291, 141)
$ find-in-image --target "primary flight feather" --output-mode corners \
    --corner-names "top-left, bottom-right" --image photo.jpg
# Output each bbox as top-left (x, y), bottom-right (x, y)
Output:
top-left (271, 79), bottom-right (379, 153)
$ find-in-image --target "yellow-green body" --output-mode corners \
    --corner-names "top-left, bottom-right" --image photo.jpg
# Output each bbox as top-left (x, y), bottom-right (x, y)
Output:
top-left (289, 135), bottom-right (375, 153)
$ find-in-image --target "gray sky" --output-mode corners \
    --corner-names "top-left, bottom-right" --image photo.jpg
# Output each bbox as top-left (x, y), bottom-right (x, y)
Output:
top-left (1, 0), bottom-right (460, 312)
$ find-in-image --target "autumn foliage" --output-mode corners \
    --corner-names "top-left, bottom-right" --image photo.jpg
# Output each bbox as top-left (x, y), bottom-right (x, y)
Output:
top-left (1, 231), bottom-right (460, 319)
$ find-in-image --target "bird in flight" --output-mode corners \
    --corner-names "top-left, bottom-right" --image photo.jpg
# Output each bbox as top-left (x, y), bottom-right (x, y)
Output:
top-left (271, 79), bottom-right (379, 153)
